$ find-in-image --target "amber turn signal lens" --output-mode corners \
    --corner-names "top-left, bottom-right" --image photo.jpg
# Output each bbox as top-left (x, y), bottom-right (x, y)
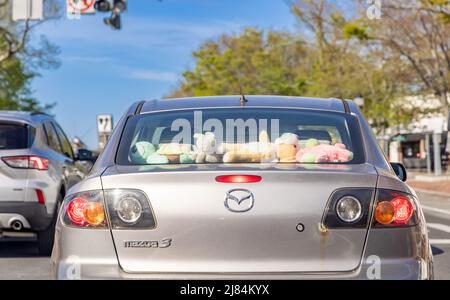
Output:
top-left (375, 201), bottom-right (395, 225)
top-left (85, 202), bottom-right (105, 226)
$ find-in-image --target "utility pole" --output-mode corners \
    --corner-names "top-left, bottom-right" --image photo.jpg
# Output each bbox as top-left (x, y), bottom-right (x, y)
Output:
top-left (433, 132), bottom-right (442, 176)
top-left (425, 133), bottom-right (431, 174)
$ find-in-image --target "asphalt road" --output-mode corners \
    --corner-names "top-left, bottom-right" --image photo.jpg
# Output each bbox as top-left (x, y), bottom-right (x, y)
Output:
top-left (1, 190), bottom-right (450, 280)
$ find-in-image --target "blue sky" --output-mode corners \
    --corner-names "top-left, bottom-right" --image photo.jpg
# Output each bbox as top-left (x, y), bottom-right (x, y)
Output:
top-left (31, 0), bottom-right (298, 149)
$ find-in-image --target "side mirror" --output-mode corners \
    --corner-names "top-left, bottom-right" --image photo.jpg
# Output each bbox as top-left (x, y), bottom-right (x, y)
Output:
top-left (77, 149), bottom-right (94, 161)
top-left (391, 163), bottom-right (407, 182)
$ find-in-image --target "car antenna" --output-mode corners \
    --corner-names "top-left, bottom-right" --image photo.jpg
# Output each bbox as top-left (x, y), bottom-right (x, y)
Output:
top-left (240, 94), bottom-right (248, 106)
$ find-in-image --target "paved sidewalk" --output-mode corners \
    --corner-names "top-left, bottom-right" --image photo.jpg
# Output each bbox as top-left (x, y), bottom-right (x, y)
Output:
top-left (407, 170), bottom-right (450, 196)
top-left (408, 180), bottom-right (450, 195)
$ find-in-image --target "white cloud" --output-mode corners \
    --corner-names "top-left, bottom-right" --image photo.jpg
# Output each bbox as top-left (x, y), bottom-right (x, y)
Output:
top-left (35, 15), bottom-right (248, 51)
top-left (126, 69), bottom-right (179, 82)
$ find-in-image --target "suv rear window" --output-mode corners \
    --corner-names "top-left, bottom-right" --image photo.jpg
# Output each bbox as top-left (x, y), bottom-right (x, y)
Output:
top-left (0, 123), bottom-right (30, 150)
top-left (116, 108), bottom-right (365, 166)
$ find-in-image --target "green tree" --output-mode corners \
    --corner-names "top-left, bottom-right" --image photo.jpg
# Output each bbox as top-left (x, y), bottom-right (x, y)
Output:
top-left (169, 28), bottom-right (310, 97)
top-left (344, 0), bottom-right (450, 126)
top-left (0, 0), bottom-right (61, 112)
top-left (171, 0), bottom-right (418, 134)
top-left (289, 0), bottom-right (418, 133)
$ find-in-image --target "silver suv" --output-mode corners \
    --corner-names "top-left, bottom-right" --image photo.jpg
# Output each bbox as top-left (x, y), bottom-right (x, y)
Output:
top-left (0, 111), bottom-right (90, 254)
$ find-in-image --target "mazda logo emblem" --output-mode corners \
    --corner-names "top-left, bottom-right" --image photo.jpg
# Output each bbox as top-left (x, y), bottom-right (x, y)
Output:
top-left (224, 189), bottom-right (255, 213)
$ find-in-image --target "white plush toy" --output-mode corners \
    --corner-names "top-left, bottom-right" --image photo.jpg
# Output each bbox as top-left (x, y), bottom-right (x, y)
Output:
top-left (193, 132), bottom-right (220, 163)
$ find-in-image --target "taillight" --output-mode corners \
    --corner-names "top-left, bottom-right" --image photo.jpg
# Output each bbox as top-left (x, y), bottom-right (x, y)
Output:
top-left (2, 156), bottom-right (49, 170)
top-left (374, 201), bottom-right (395, 225)
top-left (373, 190), bottom-right (417, 227)
top-left (62, 189), bottom-right (155, 230)
top-left (216, 175), bottom-right (262, 183)
top-left (63, 192), bottom-right (106, 228)
top-left (322, 188), bottom-right (375, 229)
top-left (104, 189), bottom-right (156, 229)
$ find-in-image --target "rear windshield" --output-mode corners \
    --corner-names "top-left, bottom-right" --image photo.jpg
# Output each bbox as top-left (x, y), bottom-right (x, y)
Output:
top-left (117, 108), bottom-right (365, 166)
top-left (0, 123), bottom-right (30, 150)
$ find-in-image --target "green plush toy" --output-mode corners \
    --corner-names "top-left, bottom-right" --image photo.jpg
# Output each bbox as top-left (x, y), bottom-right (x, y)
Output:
top-left (180, 153), bottom-right (196, 164)
top-left (305, 138), bottom-right (319, 149)
top-left (300, 153), bottom-right (316, 163)
top-left (130, 142), bottom-right (156, 163)
top-left (146, 154), bottom-right (169, 164)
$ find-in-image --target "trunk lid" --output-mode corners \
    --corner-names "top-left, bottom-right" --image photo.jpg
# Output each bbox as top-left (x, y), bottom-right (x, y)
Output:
top-left (101, 163), bottom-right (377, 274)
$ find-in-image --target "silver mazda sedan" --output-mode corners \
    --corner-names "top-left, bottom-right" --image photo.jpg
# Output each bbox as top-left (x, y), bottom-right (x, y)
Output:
top-left (51, 96), bottom-right (433, 280)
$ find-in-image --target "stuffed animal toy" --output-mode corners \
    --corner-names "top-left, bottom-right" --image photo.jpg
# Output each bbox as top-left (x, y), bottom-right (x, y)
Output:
top-left (296, 140), bottom-right (354, 163)
top-left (275, 133), bottom-right (300, 163)
top-left (130, 141), bottom-right (156, 163)
top-left (222, 147), bottom-right (275, 163)
top-left (146, 153), bottom-right (169, 164)
top-left (305, 138), bottom-right (320, 149)
top-left (221, 130), bottom-right (276, 163)
top-left (180, 153), bottom-right (197, 164)
top-left (193, 132), bottom-right (221, 163)
top-left (157, 143), bottom-right (192, 163)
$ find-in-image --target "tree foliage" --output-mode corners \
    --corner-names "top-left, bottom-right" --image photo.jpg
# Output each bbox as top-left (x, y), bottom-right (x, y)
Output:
top-left (170, 0), bottom-right (422, 133)
top-left (171, 29), bottom-right (309, 97)
top-left (0, 0), bottom-right (61, 112)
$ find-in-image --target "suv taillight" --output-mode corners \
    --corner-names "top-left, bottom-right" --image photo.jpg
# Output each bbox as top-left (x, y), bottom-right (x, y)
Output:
top-left (1, 156), bottom-right (49, 170)
top-left (373, 189), bottom-right (418, 227)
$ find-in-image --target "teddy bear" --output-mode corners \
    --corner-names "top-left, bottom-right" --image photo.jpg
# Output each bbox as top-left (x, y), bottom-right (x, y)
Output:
top-left (296, 139), bottom-right (354, 163)
top-left (275, 133), bottom-right (300, 163)
top-left (193, 132), bottom-right (221, 163)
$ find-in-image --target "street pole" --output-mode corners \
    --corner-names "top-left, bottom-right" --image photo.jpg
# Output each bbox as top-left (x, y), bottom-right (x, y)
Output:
top-left (433, 132), bottom-right (442, 176)
top-left (425, 133), bottom-right (431, 174)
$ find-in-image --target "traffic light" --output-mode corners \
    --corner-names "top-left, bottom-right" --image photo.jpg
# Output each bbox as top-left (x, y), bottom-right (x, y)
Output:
top-left (94, 0), bottom-right (111, 12)
top-left (104, 13), bottom-right (121, 30)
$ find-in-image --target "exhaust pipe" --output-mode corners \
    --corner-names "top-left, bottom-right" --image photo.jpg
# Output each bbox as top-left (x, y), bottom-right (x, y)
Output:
top-left (11, 220), bottom-right (23, 231)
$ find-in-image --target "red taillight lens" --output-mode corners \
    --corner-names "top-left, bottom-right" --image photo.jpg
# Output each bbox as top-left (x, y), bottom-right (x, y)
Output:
top-left (374, 190), bottom-right (416, 227)
top-left (2, 156), bottom-right (49, 170)
top-left (67, 198), bottom-right (88, 226)
top-left (216, 175), bottom-right (262, 183)
top-left (64, 194), bottom-right (106, 228)
top-left (29, 156), bottom-right (49, 170)
top-left (391, 196), bottom-right (414, 225)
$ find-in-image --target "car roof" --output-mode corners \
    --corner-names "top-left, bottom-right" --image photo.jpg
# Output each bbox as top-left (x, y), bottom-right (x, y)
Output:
top-left (0, 111), bottom-right (52, 125)
top-left (140, 95), bottom-right (347, 114)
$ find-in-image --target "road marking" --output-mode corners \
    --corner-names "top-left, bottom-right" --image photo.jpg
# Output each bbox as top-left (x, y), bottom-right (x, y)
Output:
top-left (421, 205), bottom-right (450, 216)
top-left (427, 223), bottom-right (450, 233)
top-left (430, 239), bottom-right (450, 245)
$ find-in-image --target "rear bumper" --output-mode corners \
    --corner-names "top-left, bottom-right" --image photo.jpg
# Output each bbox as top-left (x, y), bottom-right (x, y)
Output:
top-left (0, 202), bottom-right (53, 231)
top-left (51, 216), bottom-right (434, 280)
top-left (52, 257), bottom-right (432, 280)
top-left (51, 225), bottom-right (433, 280)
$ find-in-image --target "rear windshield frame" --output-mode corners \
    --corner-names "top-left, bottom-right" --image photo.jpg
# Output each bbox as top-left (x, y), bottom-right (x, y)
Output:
top-left (115, 107), bottom-right (367, 166)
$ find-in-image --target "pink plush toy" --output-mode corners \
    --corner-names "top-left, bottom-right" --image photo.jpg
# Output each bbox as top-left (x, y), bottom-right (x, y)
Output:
top-left (296, 142), bottom-right (354, 163)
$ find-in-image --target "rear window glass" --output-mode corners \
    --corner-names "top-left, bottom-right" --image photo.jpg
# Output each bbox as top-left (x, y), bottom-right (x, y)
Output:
top-left (116, 108), bottom-right (365, 166)
top-left (0, 123), bottom-right (29, 150)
